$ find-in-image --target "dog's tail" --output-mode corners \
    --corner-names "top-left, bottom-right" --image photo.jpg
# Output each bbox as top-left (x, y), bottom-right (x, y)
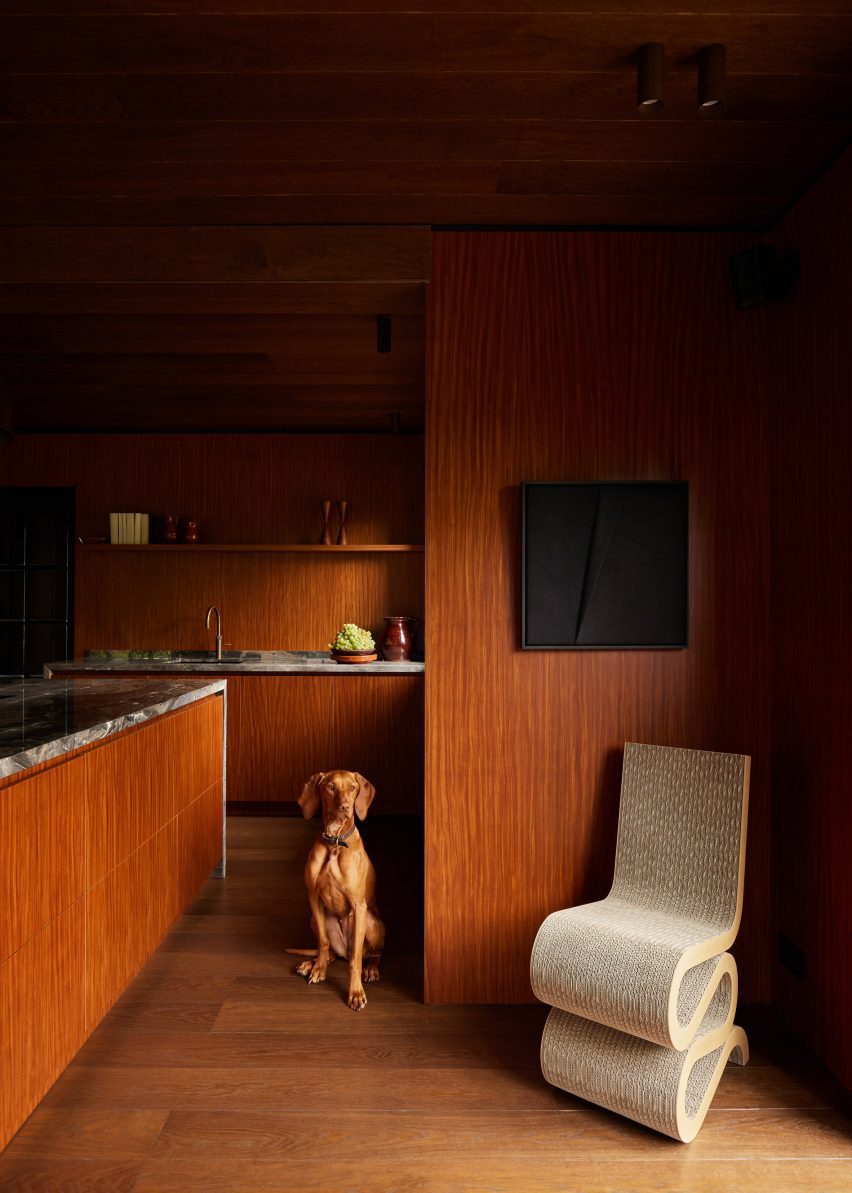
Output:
top-left (285, 948), bottom-right (319, 957)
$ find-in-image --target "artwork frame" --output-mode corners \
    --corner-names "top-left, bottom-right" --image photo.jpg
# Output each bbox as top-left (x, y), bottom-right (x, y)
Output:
top-left (521, 481), bottom-right (688, 651)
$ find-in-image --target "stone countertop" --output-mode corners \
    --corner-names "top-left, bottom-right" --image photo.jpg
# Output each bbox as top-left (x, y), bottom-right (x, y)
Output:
top-left (45, 649), bottom-right (425, 676)
top-left (0, 677), bottom-right (226, 782)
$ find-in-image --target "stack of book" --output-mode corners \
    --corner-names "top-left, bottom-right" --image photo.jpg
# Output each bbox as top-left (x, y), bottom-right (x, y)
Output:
top-left (109, 513), bottom-right (150, 544)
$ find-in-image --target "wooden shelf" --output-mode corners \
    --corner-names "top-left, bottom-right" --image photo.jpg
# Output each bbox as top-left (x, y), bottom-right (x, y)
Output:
top-left (77, 543), bottom-right (424, 554)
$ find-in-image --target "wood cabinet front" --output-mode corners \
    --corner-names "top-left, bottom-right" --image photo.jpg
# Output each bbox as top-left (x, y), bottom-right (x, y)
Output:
top-left (334, 675), bottom-right (424, 815)
top-left (227, 675), bottom-right (334, 805)
top-left (226, 675), bottom-right (423, 813)
top-left (0, 694), bottom-right (224, 1150)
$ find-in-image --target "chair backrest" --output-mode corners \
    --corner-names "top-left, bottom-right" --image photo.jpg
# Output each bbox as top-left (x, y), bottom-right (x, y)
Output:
top-left (609, 742), bottom-right (749, 935)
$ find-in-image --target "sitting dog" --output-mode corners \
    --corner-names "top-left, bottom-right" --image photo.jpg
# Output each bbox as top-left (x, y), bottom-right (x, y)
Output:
top-left (287, 770), bottom-right (385, 1011)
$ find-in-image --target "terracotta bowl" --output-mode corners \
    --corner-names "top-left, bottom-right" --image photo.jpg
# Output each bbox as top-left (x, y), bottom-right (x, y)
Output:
top-left (331, 649), bottom-right (378, 665)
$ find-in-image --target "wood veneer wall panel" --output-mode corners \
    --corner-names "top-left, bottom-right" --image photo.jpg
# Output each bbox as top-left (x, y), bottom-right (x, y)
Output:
top-left (0, 756), bottom-right (86, 963)
top-left (0, 432), bottom-right (424, 655)
top-left (0, 901), bottom-right (86, 1151)
top-left (767, 148), bottom-right (852, 1089)
top-left (75, 553), bottom-right (424, 657)
top-left (425, 231), bottom-right (771, 1004)
top-left (334, 675), bottom-right (424, 815)
top-left (2, 434), bottom-right (423, 545)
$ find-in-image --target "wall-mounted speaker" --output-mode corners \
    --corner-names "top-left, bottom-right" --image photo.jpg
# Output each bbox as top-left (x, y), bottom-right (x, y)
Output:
top-left (729, 245), bottom-right (800, 309)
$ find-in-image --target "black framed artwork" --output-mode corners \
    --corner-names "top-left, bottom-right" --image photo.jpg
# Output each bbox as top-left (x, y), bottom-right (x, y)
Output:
top-left (521, 482), bottom-right (688, 650)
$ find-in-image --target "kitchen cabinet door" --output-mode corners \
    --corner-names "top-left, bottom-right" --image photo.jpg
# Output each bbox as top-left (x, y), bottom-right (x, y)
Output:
top-left (227, 676), bottom-right (334, 804)
top-left (333, 675), bottom-right (424, 815)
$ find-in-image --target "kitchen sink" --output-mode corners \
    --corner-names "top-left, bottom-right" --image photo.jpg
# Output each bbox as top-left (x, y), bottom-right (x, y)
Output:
top-left (170, 650), bottom-right (262, 664)
top-left (84, 649), bottom-right (262, 664)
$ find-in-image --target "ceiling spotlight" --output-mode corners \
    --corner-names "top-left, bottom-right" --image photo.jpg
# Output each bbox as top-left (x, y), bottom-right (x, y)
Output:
top-left (637, 43), bottom-right (665, 112)
top-left (698, 44), bottom-right (727, 111)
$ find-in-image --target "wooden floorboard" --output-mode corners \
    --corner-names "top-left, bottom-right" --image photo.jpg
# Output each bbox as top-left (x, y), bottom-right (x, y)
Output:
top-left (1, 817), bottom-right (849, 1192)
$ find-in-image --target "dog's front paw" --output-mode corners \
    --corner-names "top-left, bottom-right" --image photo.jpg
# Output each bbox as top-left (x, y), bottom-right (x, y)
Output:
top-left (297, 959), bottom-right (328, 983)
top-left (362, 963), bottom-right (380, 983)
top-left (347, 986), bottom-right (367, 1011)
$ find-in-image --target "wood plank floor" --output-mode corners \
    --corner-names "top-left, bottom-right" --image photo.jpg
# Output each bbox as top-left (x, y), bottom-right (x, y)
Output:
top-left (1, 817), bottom-right (850, 1192)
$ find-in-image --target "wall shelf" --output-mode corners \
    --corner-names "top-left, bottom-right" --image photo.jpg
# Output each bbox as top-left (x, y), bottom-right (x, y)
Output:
top-left (77, 543), bottom-right (424, 554)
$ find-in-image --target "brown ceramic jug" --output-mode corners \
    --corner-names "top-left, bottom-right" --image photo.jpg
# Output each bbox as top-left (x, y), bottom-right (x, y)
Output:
top-left (382, 616), bottom-right (420, 662)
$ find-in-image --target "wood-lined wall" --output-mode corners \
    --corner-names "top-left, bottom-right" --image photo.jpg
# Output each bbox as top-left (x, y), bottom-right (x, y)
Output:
top-left (0, 695), bottom-right (223, 1149)
top-left (767, 148), bottom-right (851, 1089)
top-left (0, 433), bottom-right (424, 653)
top-left (425, 230), bottom-right (771, 1005)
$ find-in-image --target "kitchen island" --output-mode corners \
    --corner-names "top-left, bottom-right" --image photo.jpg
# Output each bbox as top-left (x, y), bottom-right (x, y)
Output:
top-left (0, 677), bottom-right (226, 1149)
top-left (47, 653), bottom-right (424, 813)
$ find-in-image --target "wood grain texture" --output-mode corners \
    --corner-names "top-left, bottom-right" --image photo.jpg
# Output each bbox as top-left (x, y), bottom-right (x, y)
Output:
top-left (0, 193), bottom-right (794, 230)
top-left (0, 755), bottom-right (86, 963)
top-left (767, 147), bottom-right (852, 1091)
top-left (1, 14), bottom-right (848, 75)
top-left (3, 70), bottom-right (851, 125)
top-left (0, 432), bottom-right (424, 654)
top-left (1, 819), bottom-right (847, 1189)
top-left (0, 282), bottom-right (426, 316)
top-left (86, 821), bottom-right (180, 1028)
top-left (177, 785), bottom-right (225, 911)
top-left (2, 431), bottom-right (423, 541)
top-left (0, 694), bottom-right (225, 1149)
top-left (0, 901), bottom-right (87, 1152)
top-left (86, 700), bottom-right (223, 885)
top-left (425, 231), bottom-right (771, 1004)
top-left (0, 8), bottom-right (848, 237)
top-left (0, 227), bottom-right (430, 284)
top-left (85, 697), bottom-right (224, 1026)
top-left (227, 677), bottom-right (333, 806)
top-left (334, 674), bottom-right (425, 815)
top-left (226, 675), bottom-right (424, 812)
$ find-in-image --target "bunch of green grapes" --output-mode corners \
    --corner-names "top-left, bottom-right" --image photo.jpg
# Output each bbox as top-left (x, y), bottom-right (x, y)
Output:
top-left (331, 622), bottom-right (375, 651)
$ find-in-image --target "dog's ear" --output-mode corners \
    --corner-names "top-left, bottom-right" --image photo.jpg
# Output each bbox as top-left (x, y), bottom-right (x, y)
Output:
top-left (353, 773), bottom-right (375, 820)
top-left (298, 773), bottom-right (325, 819)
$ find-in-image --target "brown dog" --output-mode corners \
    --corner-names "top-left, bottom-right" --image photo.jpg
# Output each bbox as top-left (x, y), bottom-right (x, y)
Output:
top-left (288, 770), bottom-right (385, 1011)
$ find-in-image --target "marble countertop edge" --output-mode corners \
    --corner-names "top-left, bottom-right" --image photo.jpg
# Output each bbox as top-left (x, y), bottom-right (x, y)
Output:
top-left (0, 678), bottom-right (226, 783)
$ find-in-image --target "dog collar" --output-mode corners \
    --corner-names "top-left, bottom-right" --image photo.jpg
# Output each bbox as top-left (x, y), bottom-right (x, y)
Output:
top-left (322, 824), bottom-right (356, 849)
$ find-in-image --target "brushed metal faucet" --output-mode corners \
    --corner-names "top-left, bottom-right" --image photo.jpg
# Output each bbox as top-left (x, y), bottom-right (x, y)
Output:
top-left (205, 605), bottom-right (223, 661)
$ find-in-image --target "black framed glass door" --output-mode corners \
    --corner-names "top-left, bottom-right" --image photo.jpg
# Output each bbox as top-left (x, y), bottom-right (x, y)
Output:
top-left (0, 487), bottom-right (75, 677)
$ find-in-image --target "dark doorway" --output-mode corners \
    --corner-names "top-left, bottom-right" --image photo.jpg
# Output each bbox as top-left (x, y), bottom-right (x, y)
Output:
top-left (0, 487), bottom-right (75, 678)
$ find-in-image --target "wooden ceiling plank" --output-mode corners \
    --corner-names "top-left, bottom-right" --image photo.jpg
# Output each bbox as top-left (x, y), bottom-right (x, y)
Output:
top-left (4, 72), bottom-right (852, 125)
top-left (1, 119), bottom-right (848, 165)
top-left (0, 226), bottom-right (431, 282)
top-left (1, 15), bottom-right (850, 76)
top-left (5, 2), bottom-right (851, 16)
top-left (8, 386), bottom-right (424, 424)
top-left (0, 159), bottom-right (813, 199)
top-left (0, 283), bottom-right (427, 316)
top-left (0, 195), bottom-right (786, 228)
top-left (5, 381), bottom-right (424, 397)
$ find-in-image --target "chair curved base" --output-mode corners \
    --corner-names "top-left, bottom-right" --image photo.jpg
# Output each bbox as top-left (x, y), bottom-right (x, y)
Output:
top-left (541, 1007), bottom-right (749, 1143)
